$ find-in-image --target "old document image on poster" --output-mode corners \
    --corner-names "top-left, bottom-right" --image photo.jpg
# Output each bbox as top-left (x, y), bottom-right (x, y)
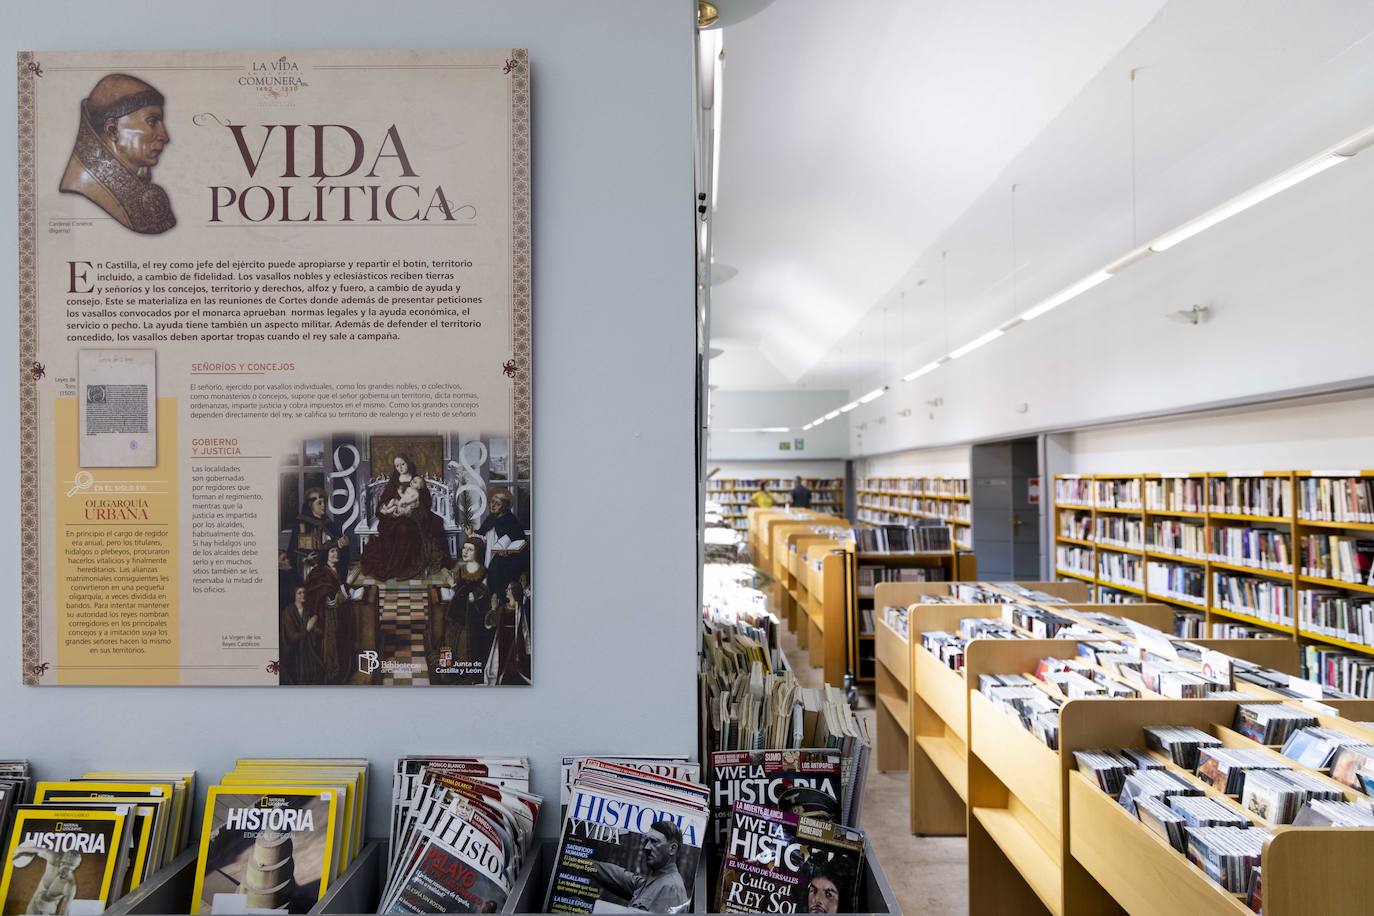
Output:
top-left (18, 50), bottom-right (532, 686)
top-left (77, 349), bottom-right (157, 467)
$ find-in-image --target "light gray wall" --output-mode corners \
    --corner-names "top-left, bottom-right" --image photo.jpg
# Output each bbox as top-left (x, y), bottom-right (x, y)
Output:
top-left (3, 0), bottom-right (697, 836)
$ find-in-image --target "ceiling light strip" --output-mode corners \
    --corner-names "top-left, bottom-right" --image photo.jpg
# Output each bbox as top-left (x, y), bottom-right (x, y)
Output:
top-left (883, 123), bottom-right (1373, 387)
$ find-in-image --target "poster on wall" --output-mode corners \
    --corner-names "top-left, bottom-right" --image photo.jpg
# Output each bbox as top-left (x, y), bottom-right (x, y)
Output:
top-left (17, 49), bottom-right (532, 686)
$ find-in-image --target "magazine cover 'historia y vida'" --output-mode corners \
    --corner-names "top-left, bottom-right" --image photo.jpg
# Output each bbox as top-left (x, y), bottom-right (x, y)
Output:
top-left (547, 786), bottom-right (706, 915)
top-left (18, 49), bottom-right (532, 687)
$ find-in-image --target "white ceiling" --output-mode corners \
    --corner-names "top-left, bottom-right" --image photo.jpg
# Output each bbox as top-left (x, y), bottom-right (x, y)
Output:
top-left (707, 0), bottom-right (1169, 388)
top-left (796, 1), bottom-right (1374, 400)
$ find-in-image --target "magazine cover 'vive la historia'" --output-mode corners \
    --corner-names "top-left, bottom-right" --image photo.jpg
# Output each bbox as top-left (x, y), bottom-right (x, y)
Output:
top-left (17, 49), bottom-right (532, 686)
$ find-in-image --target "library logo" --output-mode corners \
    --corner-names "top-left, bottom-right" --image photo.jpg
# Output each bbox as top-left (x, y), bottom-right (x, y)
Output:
top-left (357, 650), bottom-right (380, 674)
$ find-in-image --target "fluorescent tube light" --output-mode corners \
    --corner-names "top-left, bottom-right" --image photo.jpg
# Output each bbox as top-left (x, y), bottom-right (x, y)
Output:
top-left (1020, 270), bottom-right (1112, 321)
top-left (824, 410), bottom-right (841, 420)
top-left (838, 401), bottom-right (860, 413)
top-left (711, 43), bottom-right (724, 209)
top-left (1148, 152), bottom-right (1346, 252)
top-left (813, 416), bottom-right (826, 426)
top-left (802, 423), bottom-right (813, 431)
top-left (857, 386), bottom-right (887, 404)
top-left (947, 328), bottom-right (1004, 359)
top-left (725, 427), bottom-right (790, 433)
top-left (902, 361), bottom-right (942, 382)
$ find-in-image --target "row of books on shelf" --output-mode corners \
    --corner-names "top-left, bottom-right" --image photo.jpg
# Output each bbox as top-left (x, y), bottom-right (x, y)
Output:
top-left (1057, 472), bottom-right (1374, 523)
top-left (856, 564), bottom-right (946, 597)
top-left (1061, 522), bottom-right (1374, 584)
top-left (1057, 475), bottom-right (1294, 516)
top-left (708, 478), bottom-right (843, 491)
top-left (1297, 475), bottom-right (1374, 523)
top-left (854, 522), bottom-right (952, 554)
top-left (858, 477), bottom-right (968, 497)
top-left (855, 494), bottom-right (971, 520)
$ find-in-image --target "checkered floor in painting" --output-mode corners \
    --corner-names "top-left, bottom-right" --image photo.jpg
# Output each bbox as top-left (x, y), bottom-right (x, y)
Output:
top-left (375, 580), bottom-right (432, 686)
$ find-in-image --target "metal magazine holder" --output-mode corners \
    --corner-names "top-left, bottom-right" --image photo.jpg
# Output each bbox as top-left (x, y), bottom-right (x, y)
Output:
top-left (100, 832), bottom-right (899, 914)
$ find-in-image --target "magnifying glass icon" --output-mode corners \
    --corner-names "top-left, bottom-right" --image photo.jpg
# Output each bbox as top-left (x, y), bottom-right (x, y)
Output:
top-left (65, 470), bottom-right (95, 498)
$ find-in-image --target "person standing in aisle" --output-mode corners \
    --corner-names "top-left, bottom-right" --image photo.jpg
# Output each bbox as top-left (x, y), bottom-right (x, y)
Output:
top-left (749, 481), bottom-right (774, 509)
top-left (789, 478), bottom-right (813, 508)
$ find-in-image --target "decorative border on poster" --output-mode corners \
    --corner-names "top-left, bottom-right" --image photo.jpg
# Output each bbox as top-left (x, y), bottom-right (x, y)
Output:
top-left (509, 49), bottom-right (531, 480)
top-left (14, 50), bottom-right (530, 687)
top-left (17, 52), bottom-right (41, 685)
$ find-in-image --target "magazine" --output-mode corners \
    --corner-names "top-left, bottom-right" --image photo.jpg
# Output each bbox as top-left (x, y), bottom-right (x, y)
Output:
top-left (190, 786), bottom-right (340, 914)
top-left (0, 806), bottom-right (131, 916)
top-left (546, 761), bottom-right (708, 914)
top-left (716, 801), bottom-right (864, 914)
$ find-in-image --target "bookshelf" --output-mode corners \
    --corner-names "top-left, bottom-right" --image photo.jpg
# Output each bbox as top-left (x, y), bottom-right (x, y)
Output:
top-left (862, 579), bottom-right (1374, 912)
top-left (971, 683), bottom-right (1374, 914)
top-left (800, 541), bottom-right (850, 685)
top-left (856, 476), bottom-right (973, 550)
top-left (1061, 699), bottom-right (1374, 916)
top-left (909, 594), bottom-right (1175, 838)
top-left (891, 582), bottom-right (1332, 838)
top-left (707, 476), bottom-right (844, 530)
top-left (1054, 470), bottom-right (1374, 695)
top-left (849, 545), bottom-right (977, 688)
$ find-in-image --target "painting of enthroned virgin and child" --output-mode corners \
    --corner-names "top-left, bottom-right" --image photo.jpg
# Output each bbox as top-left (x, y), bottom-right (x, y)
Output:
top-left (277, 431), bottom-right (530, 688)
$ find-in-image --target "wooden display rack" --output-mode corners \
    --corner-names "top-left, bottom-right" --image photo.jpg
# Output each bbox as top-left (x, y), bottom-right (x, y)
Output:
top-left (965, 638), bottom-right (1108, 916)
top-left (746, 508), bottom-right (846, 623)
top-left (781, 528), bottom-right (835, 632)
top-left (891, 582), bottom-right (1320, 838)
top-left (800, 541), bottom-right (849, 685)
top-left (1060, 699), bottom-right (1374, 916)
top-left (902, 585), bottom-right (1176, 837)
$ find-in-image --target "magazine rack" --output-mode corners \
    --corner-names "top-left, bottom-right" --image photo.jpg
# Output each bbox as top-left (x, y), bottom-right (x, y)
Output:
top-left (503, 838), bottom-right (901, 915)
top-left (101, 847), bottom-right (199, 916)
top-left (96, 840), bottom-right (391, 916)
top-left (1060, 699), bottom-right (1374, 916)
top-left (312, 840), bottom-right (385, 914)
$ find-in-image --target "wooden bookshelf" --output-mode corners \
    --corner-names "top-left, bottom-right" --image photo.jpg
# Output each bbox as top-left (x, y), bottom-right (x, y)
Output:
top-left (893, 583), bottom-right (1321, 839)
top-left (782, 529), bottom-right (834, 634)
top-left (857, 476), bottom-right (973, 550)
top-left (972, 683), bottom-right (1374, 914)
top-left (708, 476), bottom-right (844, 530)
top-left (849, 547), bottom-right (976, 688)
top-left (913, 599), bottom-right (1177, 838)
top-left (1053, 470), bottom-right (1374, 695)
top-left (801, 542), bottom-right (849, 685)
top-left (1061, 699), bottom-right (1374, 916)
top-left (862, 578), bottom-right (1374, 912)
